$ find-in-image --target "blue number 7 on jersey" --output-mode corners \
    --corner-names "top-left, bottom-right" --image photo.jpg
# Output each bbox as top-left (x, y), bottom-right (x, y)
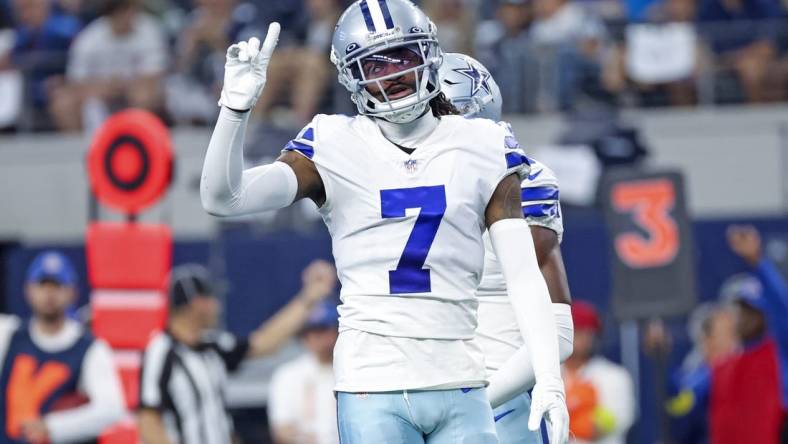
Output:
top-left (380, 185), bottom-right (447, 294)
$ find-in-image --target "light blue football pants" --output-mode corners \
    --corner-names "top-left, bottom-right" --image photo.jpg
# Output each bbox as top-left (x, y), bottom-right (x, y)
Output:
top-left (337, 388), bottom-right (499, 444)
top-left (492, 392), bottom-right (543, 444)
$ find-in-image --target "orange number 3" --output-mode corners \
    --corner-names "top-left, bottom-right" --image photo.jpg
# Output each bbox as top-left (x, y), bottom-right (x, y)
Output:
top-left (612, 179), bottom-right (680, 269)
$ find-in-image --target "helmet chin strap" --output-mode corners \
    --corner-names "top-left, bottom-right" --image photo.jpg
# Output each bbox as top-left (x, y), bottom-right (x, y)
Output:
top-left (380, 100), bottom-right (429, 124)
top-left (375, 102), bottom-right (438, 148)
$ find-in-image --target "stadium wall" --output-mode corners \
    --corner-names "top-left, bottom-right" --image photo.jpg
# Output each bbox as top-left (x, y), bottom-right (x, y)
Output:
top-left (0, 104), bottom-right (786, 243)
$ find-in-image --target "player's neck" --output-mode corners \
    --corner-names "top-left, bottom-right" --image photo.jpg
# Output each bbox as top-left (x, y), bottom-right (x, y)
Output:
top-left (32, 316), bottom-right (66, 336)
top-left (375, 109), bottom-right (438, 150)
top-left (564, 354), bottom-right (590, 371)
top-left (169, 316), bottom-right (202, 347)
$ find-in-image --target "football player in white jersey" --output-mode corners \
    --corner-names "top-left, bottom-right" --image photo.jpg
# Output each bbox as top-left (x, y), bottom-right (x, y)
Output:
top-left (200, 1), bottom-right (568, 443)
top-left (439, 53), bottom-right (575, 444)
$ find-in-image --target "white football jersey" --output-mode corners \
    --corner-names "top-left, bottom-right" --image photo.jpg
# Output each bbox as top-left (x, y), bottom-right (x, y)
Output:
top-left (283, 114), bottom-right (530, 391)
top-left (475, 155), bottom-right (564, 374)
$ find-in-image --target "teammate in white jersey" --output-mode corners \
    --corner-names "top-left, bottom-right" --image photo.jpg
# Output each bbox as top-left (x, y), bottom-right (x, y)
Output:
top-left (200, 1), bottom-right (568, 443)
top-left (440, 53), bottom-right (576, 444)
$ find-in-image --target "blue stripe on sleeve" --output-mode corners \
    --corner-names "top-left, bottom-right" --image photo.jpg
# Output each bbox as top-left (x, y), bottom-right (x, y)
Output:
top-left (521, 186), bottom-right (559, 202)
top-left (378, 0), bottom-right (395, 29)
top-left (522, 203), bottom-right (558, 218)
top-left (301, 127), bottom-right (315, 142)
top-left (360, 0), bottom-right (376, 32)
top-left (283, 140), bottom-right (314, 159)
top-left (506, 152), bottom-right (530, 169)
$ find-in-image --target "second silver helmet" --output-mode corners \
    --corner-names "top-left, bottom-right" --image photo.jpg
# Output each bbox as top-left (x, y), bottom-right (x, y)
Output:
top-left (438, 53), bottom-right (502, 122)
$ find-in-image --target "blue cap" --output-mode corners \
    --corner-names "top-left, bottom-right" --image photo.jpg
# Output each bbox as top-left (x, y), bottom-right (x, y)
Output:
top-left (303, 300), bottom-right (339, 330)
top-left (720, 273), bottom-right (767, 313)
top-left (26, 251), bottom-right (77, 286)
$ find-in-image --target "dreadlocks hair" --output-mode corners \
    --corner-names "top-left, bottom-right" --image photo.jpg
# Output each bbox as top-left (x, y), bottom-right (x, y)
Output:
top-left (429, 92), bottom-right (461, 117)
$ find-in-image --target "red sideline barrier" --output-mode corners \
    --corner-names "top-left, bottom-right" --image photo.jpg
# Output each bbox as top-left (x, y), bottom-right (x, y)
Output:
top-left (114, 350), bottom-right (142, 410)
top-left (86, 222), bottom-right (172, 289)
top-left (92, 290), bottom-right (167, 350)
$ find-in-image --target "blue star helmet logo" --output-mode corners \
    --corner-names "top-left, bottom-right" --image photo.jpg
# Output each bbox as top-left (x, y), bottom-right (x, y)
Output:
top-left (452, 62), bottom-right (492, 98)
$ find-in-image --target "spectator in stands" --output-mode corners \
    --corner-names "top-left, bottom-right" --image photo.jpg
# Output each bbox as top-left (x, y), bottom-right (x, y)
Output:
top-left (138, 260), bottom-right (337, 444)
top-left (55, 0), bottom-right (166, 132)
top-left (7, 0), bottom-right (80, 130)
top-left (0, 251), bottom-right (125, 443)
top-left (1, 0), bottom-right (11, 28)
top-left (644, 303), bottom-right (739, 444)
top-left (530, 0), bottom-right (601, 46)
top-left (474, 0), bottom-right (540, 113)
top-left (529, 0), bottom-right (614, 110)
top-left (697, 0), bottom-right (781, 102)
top-left (609, 0), bottom-right (705, 107)
top-left (255, 0), bottom-right (338, 125)
top-left (167, 0), bottom-right (261, 125)
top-left (707, 225), bottom-right (788, 444)
top-left (53, 0), bottom-right (99, 23)
top-left (421, 0), bottom-right (476, 54)
top-left (268, 300), bottom-right (339, 444)
top-left (563, 301), bottom-right (635, 444)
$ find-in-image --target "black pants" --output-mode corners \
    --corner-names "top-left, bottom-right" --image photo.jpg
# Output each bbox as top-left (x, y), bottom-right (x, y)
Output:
top-left (781, 414), bottom-right (788, 444)
top-left (230, 406), bottom-right (273, 444)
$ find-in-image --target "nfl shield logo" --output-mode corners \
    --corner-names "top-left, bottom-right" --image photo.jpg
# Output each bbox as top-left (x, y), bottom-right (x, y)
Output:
top-left (404, 159), bottom-right (418, 173)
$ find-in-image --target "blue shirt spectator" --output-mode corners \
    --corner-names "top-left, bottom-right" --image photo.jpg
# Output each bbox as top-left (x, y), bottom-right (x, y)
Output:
top-left (11, 0), bottom-right (80, 107)
top-left (656, 302), bottom-right (737, 444)
top-left (753, 259), bottom-right (788, 408)
top-left (0, 0), bottom-right (12, 28)
top-left (726, 225), bottom-right (788, 440)
top-left (697, 0), bottom-right (781, 52)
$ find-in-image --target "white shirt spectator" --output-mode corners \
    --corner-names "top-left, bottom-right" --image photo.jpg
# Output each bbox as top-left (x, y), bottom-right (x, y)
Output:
top-left (567, 356), bottom-right (636, 444)
top-left (625, 23), bottom-right (697, 84)
top-left (268, 353), bottom-right (338, 444)
top-left (67, 12), bottom-right (166, 81)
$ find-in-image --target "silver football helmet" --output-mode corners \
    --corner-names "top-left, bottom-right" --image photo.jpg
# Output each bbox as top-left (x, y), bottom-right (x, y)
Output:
top-left (330, 0), bottom-right (443, 123)
top-left (438, 53), bottom-right (502, 121)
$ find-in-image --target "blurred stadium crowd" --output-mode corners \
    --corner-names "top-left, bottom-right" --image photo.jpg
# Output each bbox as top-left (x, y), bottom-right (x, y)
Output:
top-left (1, 0), bottom-right (788, 444)
top-left (0, 0), bottom-right (787, 133)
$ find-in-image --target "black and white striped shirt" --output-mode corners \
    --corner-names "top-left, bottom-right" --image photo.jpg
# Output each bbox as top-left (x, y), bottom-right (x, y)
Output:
top-left (139, 330), bottom-right (249, 444)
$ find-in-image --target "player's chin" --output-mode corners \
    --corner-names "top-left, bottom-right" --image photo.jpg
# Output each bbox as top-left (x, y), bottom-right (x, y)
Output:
top-left (388, 88), bottom-right (415, 100)
top-left (372, 87), bottom-right (416, 102)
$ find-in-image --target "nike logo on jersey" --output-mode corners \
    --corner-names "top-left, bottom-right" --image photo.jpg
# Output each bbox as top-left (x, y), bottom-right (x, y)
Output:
top-left (527, 169), bottom-right (543, 181)
top-left (494, 409), bottom-right (516, 422)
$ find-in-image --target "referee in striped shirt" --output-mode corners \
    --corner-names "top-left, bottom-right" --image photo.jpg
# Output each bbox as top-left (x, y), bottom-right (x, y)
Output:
top-left (138, 260), bottom-right (337, 444)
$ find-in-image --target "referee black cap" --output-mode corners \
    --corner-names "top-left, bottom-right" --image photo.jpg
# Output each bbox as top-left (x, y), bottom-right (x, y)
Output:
top-left (168, 264), bottom-right (215, 309)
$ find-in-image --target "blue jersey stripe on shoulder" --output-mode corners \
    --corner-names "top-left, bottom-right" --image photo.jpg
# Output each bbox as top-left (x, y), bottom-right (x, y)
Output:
top-left (360, 0), bottom-right (375, 32)
top-left (523, 203), bottom-right (558, 218)
top-left (506, 152), bottom-right (530, 169)
top-left (284, 140), bottom-right (314, 159)
top-left (521, 186), bottom-right (559, 202)
top-left (378, 0), bottom-right (395, 29)
top-left (301, 127), bottom-right (315, 142)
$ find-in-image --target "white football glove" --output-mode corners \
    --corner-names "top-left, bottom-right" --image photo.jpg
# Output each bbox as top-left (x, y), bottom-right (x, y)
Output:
top-left (528, 375), bottom-right (570, 444)
top-left (219, 22), bottom-right (280, 111)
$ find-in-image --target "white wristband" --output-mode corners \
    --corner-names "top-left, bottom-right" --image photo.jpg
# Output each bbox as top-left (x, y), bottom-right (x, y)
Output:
top-left (553, 302), bottom-right (574, 361)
